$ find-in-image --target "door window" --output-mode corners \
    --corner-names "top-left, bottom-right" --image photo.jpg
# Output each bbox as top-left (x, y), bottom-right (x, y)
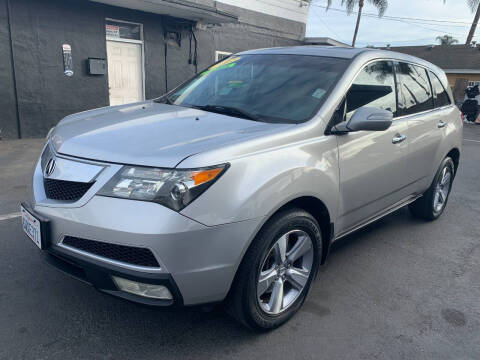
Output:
top-left (345, 61), bottom-right (397, 121)
top-left (429, 71), bottom-right (451, 108)
top-left (396, 63), bottom-right (434, 116)
top-left (106, 20), bottom-right (142, 41)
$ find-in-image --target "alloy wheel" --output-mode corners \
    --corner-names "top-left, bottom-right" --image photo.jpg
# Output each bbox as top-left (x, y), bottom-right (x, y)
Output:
top-left (257, 229), bottom-right (314, 315)
top-left (433, 165), bottom-right (452, 214)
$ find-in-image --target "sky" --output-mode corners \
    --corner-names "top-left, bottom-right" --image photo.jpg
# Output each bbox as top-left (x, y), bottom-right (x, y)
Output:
top-left (306, 0), bottom-right (479, 47)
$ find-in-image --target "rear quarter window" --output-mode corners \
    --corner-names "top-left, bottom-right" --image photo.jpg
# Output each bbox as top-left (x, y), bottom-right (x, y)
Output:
top-left (429, 71), bottom-right (451, 108)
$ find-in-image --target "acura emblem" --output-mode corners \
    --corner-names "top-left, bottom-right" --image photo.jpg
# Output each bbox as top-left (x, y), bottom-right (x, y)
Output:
top-left (45, 158), bottom-right (56, 177)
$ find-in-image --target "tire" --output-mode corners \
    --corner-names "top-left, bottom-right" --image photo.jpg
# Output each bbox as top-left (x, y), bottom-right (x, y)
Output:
top-left (226, 208), bottom-right (322, 331)
top-left (409, 157), bottom-right (455, 221)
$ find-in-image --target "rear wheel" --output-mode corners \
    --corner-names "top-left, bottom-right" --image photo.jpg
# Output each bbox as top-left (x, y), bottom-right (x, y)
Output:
top-left (226, 208), bottom-right (322, 330)
top-left (409, 157), bottom-right (455, 220)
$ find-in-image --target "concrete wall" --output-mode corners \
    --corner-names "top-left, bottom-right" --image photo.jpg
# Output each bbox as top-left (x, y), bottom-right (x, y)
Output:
top-left (0, 0), bottom-right (19, 139)
top-left (7, 0), bottom-right (108, 138)
top-left (0, 0), bottom-right (302, 139)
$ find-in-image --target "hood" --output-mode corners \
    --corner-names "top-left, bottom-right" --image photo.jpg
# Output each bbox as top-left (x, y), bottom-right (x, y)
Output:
top-left (51, 101), bottom-right (292, 168)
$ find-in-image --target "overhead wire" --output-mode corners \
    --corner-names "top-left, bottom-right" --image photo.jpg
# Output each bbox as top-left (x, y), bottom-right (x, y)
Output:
top-left (309, 1), bottom-right (479, 39)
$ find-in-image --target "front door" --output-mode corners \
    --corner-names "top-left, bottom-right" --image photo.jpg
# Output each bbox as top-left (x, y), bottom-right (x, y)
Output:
top-left (336, 60), bottom-right (410, 235)
top-left (107, 40), bottom-right (143, 106)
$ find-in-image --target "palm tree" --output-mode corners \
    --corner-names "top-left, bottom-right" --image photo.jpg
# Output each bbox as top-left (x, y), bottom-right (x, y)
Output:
top-left (466, 0), bottom-right (480, 44)
top-left (436, 34), bottom-right (459, 45)
top-left (326, 0), bottom-right (388, 47)
top-left (444, 0), bottom-right (480, 44)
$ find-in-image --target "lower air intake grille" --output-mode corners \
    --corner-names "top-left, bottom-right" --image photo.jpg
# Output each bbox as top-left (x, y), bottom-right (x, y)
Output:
top-left (62, 236), bottom-right (160, 268)
top-left (44, 178), bottom-right (94, 201)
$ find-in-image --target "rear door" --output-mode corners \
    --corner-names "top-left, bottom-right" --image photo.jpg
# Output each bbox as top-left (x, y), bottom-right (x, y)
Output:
top-left (336, 60), bottom-right (410, 234)
top-left (396, 62), bottom-right (442, 193)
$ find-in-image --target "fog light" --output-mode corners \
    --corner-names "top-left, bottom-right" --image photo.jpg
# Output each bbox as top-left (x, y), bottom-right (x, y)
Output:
top-left (112, 276), bottom-right (173, 300)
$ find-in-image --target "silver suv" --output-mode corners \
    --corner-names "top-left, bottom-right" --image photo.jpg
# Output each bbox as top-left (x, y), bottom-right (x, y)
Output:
top-left (21, 46), bottom-right (462, 330)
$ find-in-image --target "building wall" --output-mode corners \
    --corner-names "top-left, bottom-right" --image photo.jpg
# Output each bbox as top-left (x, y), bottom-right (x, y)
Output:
top-left (217, 0), bottom-right (308, 24)
top-left (0, 0), bottom-right (19, 139)
top-left (446, 73), bottom-right (480, 88)
top-left (216, 1), bottom-right (307, 41)
top-left (0, 0), bottom-right (302, 139)
top-left (7, 0), bottom-right (109, 138)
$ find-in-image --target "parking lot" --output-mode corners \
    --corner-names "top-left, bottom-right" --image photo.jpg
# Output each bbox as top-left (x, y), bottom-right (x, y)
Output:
top-left (0, 125), bottom-right (479, 360)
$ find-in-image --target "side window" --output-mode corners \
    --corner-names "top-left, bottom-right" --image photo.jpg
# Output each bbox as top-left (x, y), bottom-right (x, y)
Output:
top-left (429, 71), bottom-right (451, 107)
top-left (396, 62), bottom-right (434, 115)
top-left (345, 61), bottom-right (397, 121)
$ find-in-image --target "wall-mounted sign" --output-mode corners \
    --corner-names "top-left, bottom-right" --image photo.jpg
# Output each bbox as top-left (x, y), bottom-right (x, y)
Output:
top-left (106, 24), bottom-right (120, 38)
top-left (62, 44), bottom-right (73, 77)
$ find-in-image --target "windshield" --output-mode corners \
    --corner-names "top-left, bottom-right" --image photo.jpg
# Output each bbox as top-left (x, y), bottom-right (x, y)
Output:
top-left (158, 54), bottom-right (349, 124)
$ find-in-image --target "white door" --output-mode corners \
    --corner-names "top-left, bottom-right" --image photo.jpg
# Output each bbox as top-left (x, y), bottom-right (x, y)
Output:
top-left (107, 40), bottom-right (143, 106)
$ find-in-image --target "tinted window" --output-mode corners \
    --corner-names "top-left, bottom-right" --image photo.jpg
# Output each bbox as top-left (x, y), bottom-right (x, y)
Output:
top-left (396, 63), bottom-right (434, 115)
top-left (346, 61), bottom-right (396, 121)
top-left (429, 71), bottom-right (451, 107)
top-left (161, 55), bottom-right (349, 124)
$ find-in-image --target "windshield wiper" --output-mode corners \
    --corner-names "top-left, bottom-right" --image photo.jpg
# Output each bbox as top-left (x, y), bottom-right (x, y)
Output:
top-left (191, 104), bottom-right (260, 121)
top-left (155, 97), bottom-right (174, 105)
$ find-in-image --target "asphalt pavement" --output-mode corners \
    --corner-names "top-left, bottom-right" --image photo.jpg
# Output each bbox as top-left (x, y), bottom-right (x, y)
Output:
top-left (0, 125), bottom-right (479, 359)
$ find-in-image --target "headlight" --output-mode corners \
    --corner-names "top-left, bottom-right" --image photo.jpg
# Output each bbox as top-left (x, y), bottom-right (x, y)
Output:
top-left (97, 164), bottom-right (228, 211)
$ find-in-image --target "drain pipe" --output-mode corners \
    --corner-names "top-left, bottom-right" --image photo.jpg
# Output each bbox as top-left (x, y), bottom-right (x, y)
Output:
top-left (6, 0), bottom-right (21, 139)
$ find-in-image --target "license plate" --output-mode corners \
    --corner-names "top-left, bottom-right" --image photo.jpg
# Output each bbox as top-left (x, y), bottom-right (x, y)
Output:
top-left (21, 205), bottom-right (42, 249)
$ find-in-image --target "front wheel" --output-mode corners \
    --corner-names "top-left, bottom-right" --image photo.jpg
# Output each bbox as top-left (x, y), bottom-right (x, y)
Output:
top-left (226, 208), bottom-right (322, 330)
top-left (409, 157), bottom-right (455, 220)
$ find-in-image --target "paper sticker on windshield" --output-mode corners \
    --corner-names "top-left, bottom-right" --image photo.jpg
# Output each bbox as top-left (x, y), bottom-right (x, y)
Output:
top-left (312, 88), bottom-right (326, 99)
top-left (228, 80), bottom-right (244, 88)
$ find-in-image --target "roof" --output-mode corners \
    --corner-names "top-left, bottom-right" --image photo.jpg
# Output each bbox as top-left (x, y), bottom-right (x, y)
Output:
top-left (90, 0), bottom-right (237, 24)
top-left (238, 46), bottom-right (370, 58)
top-left (380, 45), bottom-right (480, 72)
top-left (238, 46), bottom-right (440, 66)
top-left (304, 37), bottom-right (351, 47)
top-left (237, 46), bottom-right (448, 81)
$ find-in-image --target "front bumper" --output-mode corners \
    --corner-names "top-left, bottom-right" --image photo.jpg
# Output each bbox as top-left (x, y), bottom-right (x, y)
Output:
top-left (29, 195), bottom-right (263, 306)
top-left (44, 245), bottom-right (182, 306)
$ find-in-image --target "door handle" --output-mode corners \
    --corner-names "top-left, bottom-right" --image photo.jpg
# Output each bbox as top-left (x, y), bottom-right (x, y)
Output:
top-left (438, 120), bottom-right (446, 128)
top-left (392, 134), bottom-right (407, 144)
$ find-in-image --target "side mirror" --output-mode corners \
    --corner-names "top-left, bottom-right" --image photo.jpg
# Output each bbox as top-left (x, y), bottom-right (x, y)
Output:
top-left (332, 107), bottom-right (393, 133)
